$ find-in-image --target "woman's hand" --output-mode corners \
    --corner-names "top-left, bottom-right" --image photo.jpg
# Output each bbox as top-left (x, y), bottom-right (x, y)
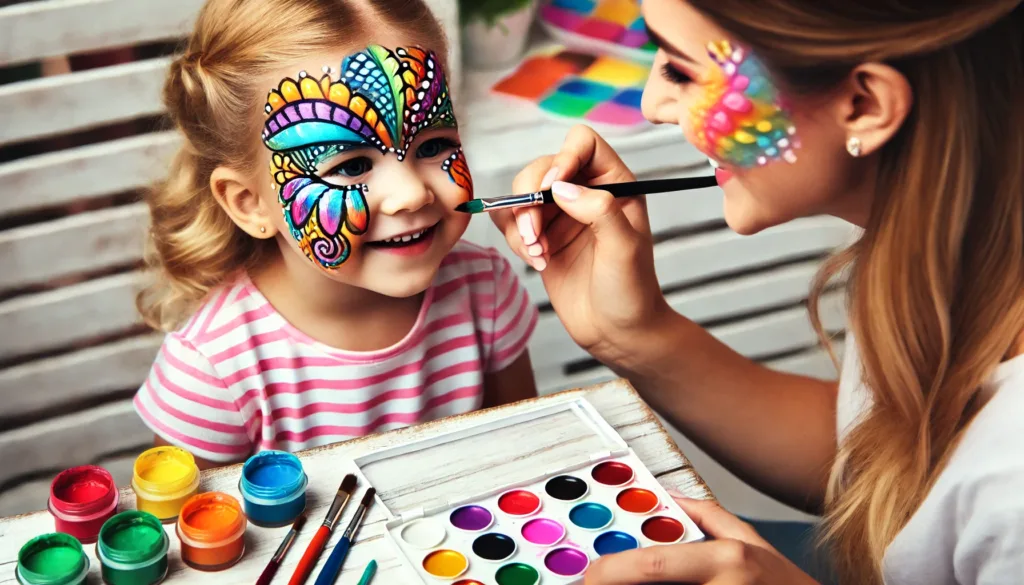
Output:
top-left (491, 125), bottom-right (672, 367)
top-left (584, 497), bottom-right (820, 585)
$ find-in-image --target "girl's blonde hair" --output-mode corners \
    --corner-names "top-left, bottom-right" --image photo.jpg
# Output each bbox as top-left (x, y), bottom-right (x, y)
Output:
top-left (139, 0), bottom-right (448, 331)
top-left (682, 0), bottom-right (1023, 583)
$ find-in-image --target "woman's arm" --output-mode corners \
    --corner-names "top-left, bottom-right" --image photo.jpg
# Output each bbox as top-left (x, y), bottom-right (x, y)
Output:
top-left (152, 435), bottom-right (244, 471)
top-left (483, 351), bottom-right (539, 408)
top-left (493, 126), bottom-right (837, 512)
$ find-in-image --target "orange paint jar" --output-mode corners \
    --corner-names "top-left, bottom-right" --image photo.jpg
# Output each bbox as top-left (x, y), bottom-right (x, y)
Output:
top-left (175, 492), bottom-right (246, 571)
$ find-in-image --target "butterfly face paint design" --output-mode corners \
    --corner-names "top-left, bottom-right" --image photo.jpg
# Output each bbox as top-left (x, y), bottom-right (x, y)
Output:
top-left (262, 46), bottom-right (460, 270)
top-left (689, 41), bottom-right (799, 169)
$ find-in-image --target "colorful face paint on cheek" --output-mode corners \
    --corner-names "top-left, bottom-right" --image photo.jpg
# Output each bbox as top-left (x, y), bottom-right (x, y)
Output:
top-left (262, 45), bottom-right (457, 270)
top-left (442, 148), bottom-right (474, 200)
top-left (689, 41), bottom-right (799, 169)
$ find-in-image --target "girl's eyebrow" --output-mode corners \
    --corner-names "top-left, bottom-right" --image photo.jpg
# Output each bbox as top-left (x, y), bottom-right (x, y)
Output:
top-left (645, 23), bottom-right (699, 65)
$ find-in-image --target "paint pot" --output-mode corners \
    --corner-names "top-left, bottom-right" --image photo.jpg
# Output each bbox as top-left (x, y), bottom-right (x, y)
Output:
top-left (450, 505), bottom-right (494, 532)
top-left (422, 549), bottom-right (469, 579)
top-left (16, 533), bottom-right (89, 585)
top-left (544, 475), bottom-right (589, 501)
top-left (591, 461), bottom-right (634, 487)
top-left (400, 518), bottom-right (447, 549)
top-left (544, 547), bottom-right (590, 577)
top-left (96, 510), bottom-right (170, 585)
top-left (641, 516), bottom-right (685, 543)
top-left (568, 502), bottom-right (613, 530)
top-left (495, 562), bottom-right (540, 585)
top-left (48, 465), bottom-right (119, 544)
top-left (238, 450), bottom-right (307, 528)
top-left (131, 446), bottom-right (200, 522)
top-left (453, 581), bottom-right (485, 585)
top-left (615, 487), bottom-right (659, 514)
top-left (593, 531), bottom-right (639, 555)
top-left (497, 489), bottom-right (541, 517)
top-left (521, 518), bottom-right (566, 546)
top-left (472, 533), bottom-right (517, 562)
top-left (176, 492), bottom-right (247, 571)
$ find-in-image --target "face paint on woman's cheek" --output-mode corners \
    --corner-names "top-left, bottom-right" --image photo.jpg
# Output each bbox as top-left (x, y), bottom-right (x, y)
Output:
top-left (442, 148), bottom-right (474, 202)
top-left (689, 41), bottom-right (799, 169)
top-left (261, 45), bottom-right (457, 271)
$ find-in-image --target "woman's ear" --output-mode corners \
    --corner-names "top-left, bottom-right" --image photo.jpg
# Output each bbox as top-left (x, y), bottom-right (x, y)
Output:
top-left (836, 63), bottom-right (913, 156)
top-left (210, 166), bottom-right (278, 238)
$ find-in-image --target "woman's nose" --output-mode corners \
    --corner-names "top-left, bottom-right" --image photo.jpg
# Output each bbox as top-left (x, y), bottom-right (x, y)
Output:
top-left (376, 163), bottom-right (435, 215)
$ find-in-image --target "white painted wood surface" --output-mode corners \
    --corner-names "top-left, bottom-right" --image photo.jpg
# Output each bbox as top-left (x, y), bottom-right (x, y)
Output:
top-left (0, 381), bottom-right (713, 584)
top-left (0, 0), bottom-right (204, 66)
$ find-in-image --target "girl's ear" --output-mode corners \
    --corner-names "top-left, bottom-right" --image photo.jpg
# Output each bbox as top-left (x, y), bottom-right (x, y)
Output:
top-left (210, 166), bottom-right (279, 238)
top-left (834, 63), bottom-right (913, 157)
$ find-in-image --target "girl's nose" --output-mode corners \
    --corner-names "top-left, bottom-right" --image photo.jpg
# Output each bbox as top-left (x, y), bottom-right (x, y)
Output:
top-left (377, 162), bottom-right (435, 215)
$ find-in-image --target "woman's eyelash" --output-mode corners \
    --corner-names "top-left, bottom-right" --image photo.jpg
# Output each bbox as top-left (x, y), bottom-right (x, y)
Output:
top-left (660, 63), bottom-right (692, 84)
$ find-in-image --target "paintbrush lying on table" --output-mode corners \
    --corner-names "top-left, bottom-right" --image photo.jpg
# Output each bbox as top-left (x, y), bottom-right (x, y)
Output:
top-left (455, 175), bottom-right (718, 214)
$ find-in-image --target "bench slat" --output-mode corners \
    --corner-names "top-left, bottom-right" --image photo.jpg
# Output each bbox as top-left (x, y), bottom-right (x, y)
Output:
top-left (0, 0), bottom-right (202, 66)
top-left (0, 57), bottom-right (169, 146)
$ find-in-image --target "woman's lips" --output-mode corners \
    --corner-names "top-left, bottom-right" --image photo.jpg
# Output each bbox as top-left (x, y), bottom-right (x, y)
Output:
top-left (715, 167), bottom-right (734, 185)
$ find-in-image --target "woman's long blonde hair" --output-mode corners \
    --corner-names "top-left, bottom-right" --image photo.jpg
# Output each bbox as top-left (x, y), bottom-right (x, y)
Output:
top-left (138, 0), bottom-right (447, 331)
top-left (683, 0), bottom-right (1023, 583)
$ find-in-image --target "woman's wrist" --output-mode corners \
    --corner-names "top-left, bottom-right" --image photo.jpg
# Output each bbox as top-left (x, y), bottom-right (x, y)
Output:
top-left (604, 304), bottom-right (695, 381)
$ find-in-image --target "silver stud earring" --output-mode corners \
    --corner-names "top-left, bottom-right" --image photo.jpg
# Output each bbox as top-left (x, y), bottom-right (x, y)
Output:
top-left (260, 226), bottom-right (267, 234)
top-left (846, 136), bottom-right (862, 157)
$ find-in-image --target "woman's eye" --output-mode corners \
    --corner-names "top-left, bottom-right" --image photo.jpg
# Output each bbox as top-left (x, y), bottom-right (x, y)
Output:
top-left (660, 63), bottom-right (692, 85)
top-left (326, 156), bottom-right (373, 178)
top-left (416, 138), bottom-right (459, 159)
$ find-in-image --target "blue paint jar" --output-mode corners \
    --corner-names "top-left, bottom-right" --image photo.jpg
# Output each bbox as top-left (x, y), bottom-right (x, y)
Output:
top-left (238, 451), bottom-right (307, 528)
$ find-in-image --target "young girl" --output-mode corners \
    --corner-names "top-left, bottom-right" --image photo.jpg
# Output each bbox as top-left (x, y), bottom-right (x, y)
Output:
top-left (134, 0), bottom-right (538, 469)
top-left (493, 0), bottom-right (1022, 584)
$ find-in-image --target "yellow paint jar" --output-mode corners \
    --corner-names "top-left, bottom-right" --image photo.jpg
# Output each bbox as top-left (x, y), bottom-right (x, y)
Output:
top-left (131, 447), bottom-right (200, 522)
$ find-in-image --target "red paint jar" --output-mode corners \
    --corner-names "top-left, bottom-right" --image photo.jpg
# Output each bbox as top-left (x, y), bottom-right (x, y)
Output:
top-left (48, 465), bottom-right (119, 544)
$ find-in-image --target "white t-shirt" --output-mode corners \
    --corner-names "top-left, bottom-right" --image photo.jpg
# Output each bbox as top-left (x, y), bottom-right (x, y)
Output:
top-left (837, 340), bottom-right (1024, 584)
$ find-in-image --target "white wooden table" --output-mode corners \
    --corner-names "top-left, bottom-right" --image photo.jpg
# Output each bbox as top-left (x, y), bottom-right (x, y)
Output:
top-left (0, 380), bottom-right (712, 584)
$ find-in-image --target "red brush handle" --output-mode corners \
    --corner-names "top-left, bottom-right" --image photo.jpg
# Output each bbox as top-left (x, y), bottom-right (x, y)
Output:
top-left (256, 559), bottom-right (281, 585)
top-left (288, 526), bottom-right (330, 585)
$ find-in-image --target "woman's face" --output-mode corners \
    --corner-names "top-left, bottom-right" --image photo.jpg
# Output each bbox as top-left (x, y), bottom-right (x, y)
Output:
top-left (255, 40), bottom-right (472, 298)
top-left (640, 0), bottom-right (866, 234)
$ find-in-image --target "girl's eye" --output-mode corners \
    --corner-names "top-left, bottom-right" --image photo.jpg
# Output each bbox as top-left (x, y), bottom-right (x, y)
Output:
top-left (660, 63), bottom-right (692, 85)
top-left (326, 156), bottom-right (373, 178)
top-left (416, 138), bottom-right (459, 159)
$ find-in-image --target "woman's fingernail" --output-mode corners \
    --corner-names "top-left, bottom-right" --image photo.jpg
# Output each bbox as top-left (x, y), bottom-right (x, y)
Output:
top-left (533, 257), bottom-right (547, 271)
top-left (541, 167), bottom-right (560, 190)
top-left (551, 181), bottom-right (580, 201)
top-left (668, 489), bottom-right (686, 498)
top-left (517, 213), bottom-right (537, 245)
top-left (527, 243), bottom-right (544, 257)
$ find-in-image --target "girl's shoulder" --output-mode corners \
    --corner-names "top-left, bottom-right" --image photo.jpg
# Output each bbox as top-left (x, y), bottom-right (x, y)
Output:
top-left (172, 273), bottom-right (266, 346)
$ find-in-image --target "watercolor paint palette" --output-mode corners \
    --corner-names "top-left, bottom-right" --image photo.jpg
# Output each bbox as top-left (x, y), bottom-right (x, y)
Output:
top-left (492, 47), bottom-right (649, 133)
top-left (352, 397), bottom-right (703, 584)
top-left (539, 0), bottom-right (655, 64)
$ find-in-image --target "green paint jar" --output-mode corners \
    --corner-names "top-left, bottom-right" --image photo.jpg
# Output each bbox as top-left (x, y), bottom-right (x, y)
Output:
top-left (96, 511), bottom-right (170, 585)
top-left (16, 533), bottom-right (89, 585)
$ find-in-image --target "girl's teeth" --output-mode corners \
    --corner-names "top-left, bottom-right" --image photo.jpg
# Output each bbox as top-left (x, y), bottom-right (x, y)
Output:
top-left (385, 228), bottom-right (426, 243)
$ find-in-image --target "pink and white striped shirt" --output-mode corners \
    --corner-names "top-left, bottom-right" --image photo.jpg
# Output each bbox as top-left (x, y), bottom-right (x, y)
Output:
top-left (134, 241), bottom-right (537, 462)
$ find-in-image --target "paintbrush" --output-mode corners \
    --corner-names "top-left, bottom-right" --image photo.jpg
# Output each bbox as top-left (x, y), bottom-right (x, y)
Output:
top-left (454, 175), bottom-right (718, 214)
top-left (313, 488), bottom-right (376, 585)
top-left (255, 513), bottom-right (307, 585)
top-left (288, 474), bottom-right (357, 585)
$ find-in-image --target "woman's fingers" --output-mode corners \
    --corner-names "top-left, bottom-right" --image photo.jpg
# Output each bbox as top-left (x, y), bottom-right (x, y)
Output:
top-left (550, 182), bottom-right (641, 261)
top-left (583, 540), bottom-right (745, 585)
top-left (672, 497), bottom-right (767, 545)
top-left (550, 124), bottom-right (636, 185)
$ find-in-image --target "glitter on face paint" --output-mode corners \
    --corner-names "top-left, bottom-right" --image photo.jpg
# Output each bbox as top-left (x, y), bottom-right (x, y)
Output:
top-left (689, 40), bottom-right (799, 169)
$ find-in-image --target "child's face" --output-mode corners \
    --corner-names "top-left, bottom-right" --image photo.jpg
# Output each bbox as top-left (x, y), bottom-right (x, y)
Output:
top-left (640, 0), bottom-right (867, 234)
top-left (257, 42), bottom-right (472, 298)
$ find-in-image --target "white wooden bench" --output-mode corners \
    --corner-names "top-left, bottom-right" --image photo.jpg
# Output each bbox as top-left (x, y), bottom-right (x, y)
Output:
top-left (0, 0), bottom-right (848, 518)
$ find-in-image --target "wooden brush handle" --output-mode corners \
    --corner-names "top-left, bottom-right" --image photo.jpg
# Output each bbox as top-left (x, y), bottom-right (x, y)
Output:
top-left (288, 526), bottom-right (330, 585)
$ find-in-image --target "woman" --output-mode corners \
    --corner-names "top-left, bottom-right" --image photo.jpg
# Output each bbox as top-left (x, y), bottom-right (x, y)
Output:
top-left (492, 0), bottom-right (1023, 583)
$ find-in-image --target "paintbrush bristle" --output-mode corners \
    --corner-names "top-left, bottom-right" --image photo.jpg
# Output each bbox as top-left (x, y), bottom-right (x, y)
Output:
top-left (292, 512), bottom-right (307, 532)
top-left (340, 473), bottom-right (357, 495)
top-left (360, 488), bottom-right (376, 507)
top-left (455, 199), bottom-right (484, 214)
